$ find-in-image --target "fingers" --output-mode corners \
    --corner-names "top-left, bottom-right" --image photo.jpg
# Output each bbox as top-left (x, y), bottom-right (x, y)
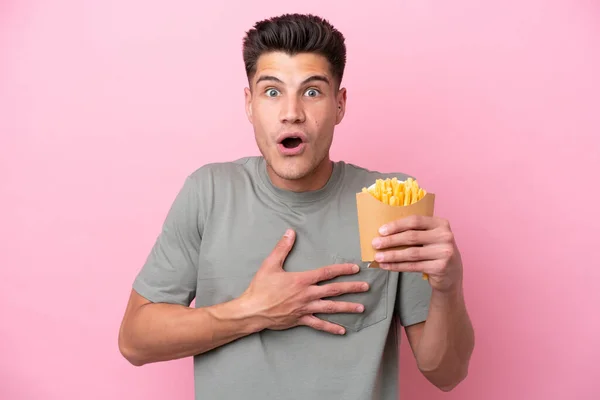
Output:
top-left (265, 229), bottom-right (296, 270)
top-left (298, 315), bottom-right (347, 335)
top-left (298, 301), bottom-right (366, 335)
top-left (372, 228), bottom-right (441, 250)
top-left (379, 215), bottom-right (446, 236)
top-left (304, 263), bottom-right (360, 285)
top-left (374, 243), bottom-right (452, 264)
top-left (303, 300), bottom-right (365, 315)
top-left (378, 259), bottom-right (441, 273)
top-left (305, 281), bottom-right (369, 301)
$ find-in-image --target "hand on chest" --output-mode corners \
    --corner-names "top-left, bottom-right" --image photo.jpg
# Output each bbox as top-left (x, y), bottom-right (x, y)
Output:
top-left (197, 212), bottom-right (391, 333)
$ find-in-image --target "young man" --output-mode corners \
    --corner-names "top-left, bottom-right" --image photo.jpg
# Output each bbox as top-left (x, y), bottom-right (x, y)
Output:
top-left (118, 13), bottom-right (474, 400)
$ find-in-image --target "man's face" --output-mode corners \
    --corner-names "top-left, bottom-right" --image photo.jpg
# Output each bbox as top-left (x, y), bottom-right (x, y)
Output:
top-left (244, 52), bottom-right (346, 185)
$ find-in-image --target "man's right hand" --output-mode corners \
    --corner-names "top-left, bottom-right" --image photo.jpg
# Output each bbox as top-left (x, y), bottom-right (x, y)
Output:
top-left (239, 229), bottom-right (369, 335)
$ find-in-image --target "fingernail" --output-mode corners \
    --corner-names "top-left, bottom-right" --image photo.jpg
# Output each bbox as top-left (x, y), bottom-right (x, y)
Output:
top-left (356, 305), bottom-right (364, 312)
top-left (362, 283), bottom-right (369, 290)
top-left (375, 252), bottom-right (384, 262)
top-left (352, 264), bottom-right (360, 273)
top-left (379, 225), bottom-right (388, 235)
top-left (284, 229), bottom-right (293, 238)
top-left (338, 328), bottom-right (346, 335)
top-left (372, 238), bottom-right (381, 249)
top-left (379, 263), bottom-right (388, 270)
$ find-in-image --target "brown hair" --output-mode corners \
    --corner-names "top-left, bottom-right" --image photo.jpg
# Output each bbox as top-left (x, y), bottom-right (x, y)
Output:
top-left (242, 13), bottom-right (347, 88)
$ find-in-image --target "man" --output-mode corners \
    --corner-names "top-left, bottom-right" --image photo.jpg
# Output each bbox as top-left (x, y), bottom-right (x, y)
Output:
top-left (118, 13), bottom-right (474, 400)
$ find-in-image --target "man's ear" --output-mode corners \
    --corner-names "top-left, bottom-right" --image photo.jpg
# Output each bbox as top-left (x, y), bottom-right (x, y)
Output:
top-left (335, 87), bottom-right (347, 125)
top-left (244, 87), bottom-right (253, 123)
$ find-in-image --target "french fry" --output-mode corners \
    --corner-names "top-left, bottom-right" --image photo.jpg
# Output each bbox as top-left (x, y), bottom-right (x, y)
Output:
top-left (398, 192), bottom-right (404, 207)
top-left (361, 177), bottom-right (427, 206)
top-left (404, 187), bottom-right (411, 206)
top-left (361, 177), bottom-right (430, 280)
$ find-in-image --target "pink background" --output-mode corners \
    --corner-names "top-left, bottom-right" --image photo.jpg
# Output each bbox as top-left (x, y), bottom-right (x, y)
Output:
top-left (1, 1), bottom-right (598, 399)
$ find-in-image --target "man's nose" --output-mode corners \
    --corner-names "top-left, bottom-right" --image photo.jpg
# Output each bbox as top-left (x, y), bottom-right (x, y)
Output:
top-left (280, 96), bottom-right (305, 124)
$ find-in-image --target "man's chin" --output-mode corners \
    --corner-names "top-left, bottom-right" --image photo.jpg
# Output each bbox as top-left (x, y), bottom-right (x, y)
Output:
top-left (267, 157), bottom-right (313, 181)
top-left (272, 165), bottom-right (310, 181)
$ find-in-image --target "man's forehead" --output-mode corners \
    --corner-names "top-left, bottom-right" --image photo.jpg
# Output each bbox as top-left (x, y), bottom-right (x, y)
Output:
top-left (254, 52), bottom-right (332, 83)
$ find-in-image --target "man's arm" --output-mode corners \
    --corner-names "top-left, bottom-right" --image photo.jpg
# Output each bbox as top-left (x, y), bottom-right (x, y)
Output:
top-left (119, 229), bottom-right (370, 366)
top-left (373, 214), bottom-right (475, 391)
top-left (405, 288), bottom-right (474, 391)
top-left (119, 172), bottom-right (251, 366)
top-left (118, 289), bottom-right (262, 366)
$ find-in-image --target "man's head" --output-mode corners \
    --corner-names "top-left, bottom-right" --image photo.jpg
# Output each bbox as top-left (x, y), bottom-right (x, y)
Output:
top-left (242, 14), bottom-right (347, 191)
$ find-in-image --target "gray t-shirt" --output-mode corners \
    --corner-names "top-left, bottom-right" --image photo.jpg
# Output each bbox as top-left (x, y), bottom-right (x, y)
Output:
top-left (133, 156), bottom-right (432, 400)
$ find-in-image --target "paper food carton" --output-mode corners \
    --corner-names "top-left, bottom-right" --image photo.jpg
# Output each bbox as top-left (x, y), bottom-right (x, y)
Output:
top-left (356, 177), bottom-right (435, 278)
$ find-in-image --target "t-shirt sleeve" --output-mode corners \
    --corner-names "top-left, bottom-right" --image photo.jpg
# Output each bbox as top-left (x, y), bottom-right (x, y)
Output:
top-left (396, 271), bottom-right (432, 326)
top-left (132, 175), bottom-right (202, 306)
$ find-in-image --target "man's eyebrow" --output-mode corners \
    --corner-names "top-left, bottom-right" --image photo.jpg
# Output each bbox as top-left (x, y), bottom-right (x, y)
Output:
top-left (301, 75), bottom-right (331, 86)
top-left (254, 75), bottom-right (331, 86)
top-left (255, 75), bottom-right (284, 85)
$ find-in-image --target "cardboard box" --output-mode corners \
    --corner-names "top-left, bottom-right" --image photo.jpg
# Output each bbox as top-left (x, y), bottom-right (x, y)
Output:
top-left (356, 183), bottom-right (435, 268)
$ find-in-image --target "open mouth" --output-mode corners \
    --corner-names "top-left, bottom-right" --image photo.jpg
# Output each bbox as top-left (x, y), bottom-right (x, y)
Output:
top-left (281, 136), bottom-right (303, 149)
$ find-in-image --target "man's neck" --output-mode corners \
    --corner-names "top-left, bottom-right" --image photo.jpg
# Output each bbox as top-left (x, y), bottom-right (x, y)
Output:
top-left (266, 157), bottom-right (333, 193)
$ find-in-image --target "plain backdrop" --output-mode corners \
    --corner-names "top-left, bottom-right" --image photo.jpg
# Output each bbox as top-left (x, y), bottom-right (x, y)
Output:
top-left (1, 1), bottom-right (599, 399)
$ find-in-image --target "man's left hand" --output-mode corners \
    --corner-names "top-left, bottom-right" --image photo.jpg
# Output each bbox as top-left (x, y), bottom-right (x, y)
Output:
top-left (371, 215), bottom-right (463, 293)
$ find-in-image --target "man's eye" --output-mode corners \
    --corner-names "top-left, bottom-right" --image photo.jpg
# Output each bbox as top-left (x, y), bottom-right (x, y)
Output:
top-left (305, 88), bottom-right (320, 97)
top-left (266, 88), bottom-right (280, 97)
